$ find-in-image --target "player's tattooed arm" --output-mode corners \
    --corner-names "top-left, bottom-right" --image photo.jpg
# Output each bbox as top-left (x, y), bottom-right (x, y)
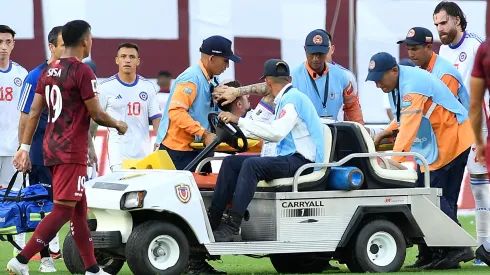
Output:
top-left (238, 83), bottom-right (270, 97)
top-left (261, 93), bottom-right (276, 109)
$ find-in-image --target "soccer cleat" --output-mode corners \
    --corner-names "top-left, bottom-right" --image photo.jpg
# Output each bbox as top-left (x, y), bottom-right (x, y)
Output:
top-left (6, 258), bottom-right (30, 275)
top-left (473, 259), bottom-right (488, 266)
top-left (39, 257), bottom-right (56, 273)
top-left (49, 249), bottom-right (63, 260)
top-left (85, 269), bottom-right (111, 275)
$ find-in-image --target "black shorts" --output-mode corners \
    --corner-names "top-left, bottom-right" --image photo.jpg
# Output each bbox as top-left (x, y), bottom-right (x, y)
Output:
top-left (30, 164), bottom-right (53, 201)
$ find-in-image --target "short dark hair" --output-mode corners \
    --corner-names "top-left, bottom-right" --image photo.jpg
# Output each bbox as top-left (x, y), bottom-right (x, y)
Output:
top-left (218, 80), bottom-right (242, 112)
top-left (434, 1), bottom-right (467, 32)
top-left (0, 25), bottom-right (16, 39)
top-left (117, 42), bottom-right (139, 53)
top-left (48, 26), bottom-right (63, 46)
top-left (62, 20), bottom-right (91, 47)
top-left (157, 70), bottom-right (172, 78)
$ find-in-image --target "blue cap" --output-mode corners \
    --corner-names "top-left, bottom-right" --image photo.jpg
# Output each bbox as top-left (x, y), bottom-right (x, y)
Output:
top-left (304, 29), bottom-right (330, 54)
top-left (259, 59), bottom-right (290, 80)
top-left (365, 52), bottom-right (397, 82)
top-left (399, 58), bottom-right (416, 67)
top-left (199, 35), bottom-right (242, 63)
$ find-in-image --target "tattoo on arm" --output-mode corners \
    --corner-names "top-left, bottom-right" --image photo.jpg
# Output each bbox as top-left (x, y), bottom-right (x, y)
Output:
top-left (261, 94), bottom-right (276, 109)
top-left (238, 83), bottom-right (270, 96)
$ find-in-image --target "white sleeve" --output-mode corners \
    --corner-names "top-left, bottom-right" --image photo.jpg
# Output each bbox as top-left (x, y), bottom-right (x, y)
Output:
top-left (238, 103), bottom-right (298, 142)
top-left (148, 83), bottom-right (162, 120)
top-left (98, 85), bottom-right (109, 110)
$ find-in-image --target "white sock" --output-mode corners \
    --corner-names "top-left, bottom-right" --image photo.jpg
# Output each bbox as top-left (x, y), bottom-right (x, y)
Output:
top-left (470, 179), bottom-right (490, 246)
top-left (13, 233), bottom-right (26, 254)
top-left (49, 232), bottom-right (60, 253)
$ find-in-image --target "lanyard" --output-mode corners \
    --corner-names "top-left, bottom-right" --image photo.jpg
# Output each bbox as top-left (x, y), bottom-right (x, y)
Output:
top-left (209, 77), bottom-right (219, 108)
top-left (307, 71), bottom-right (330, 109)
top-left (391, 89), bottom-right (401, 123)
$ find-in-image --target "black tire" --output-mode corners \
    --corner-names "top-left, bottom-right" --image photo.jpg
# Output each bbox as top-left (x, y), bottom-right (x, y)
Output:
top-left (63, 232), bottom-right (125, 275)
top-left (354, 219), bottom-right (406, 272)
top-left (269, 253), bottom-right (329, 273)
top-left (125, 221), bottom-right (189, 275)
top-left (342, 246), bottom-right (363, 273)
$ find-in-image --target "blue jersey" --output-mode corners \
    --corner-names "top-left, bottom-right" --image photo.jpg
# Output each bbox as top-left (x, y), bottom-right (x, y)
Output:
top-left (17, 61), bottom-right (48, 166)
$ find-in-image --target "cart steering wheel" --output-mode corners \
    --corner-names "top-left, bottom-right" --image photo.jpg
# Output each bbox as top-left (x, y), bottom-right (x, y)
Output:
top-left (207, 113), bottom-right (248, 152)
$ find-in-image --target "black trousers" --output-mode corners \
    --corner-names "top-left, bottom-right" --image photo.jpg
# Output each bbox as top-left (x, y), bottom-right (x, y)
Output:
top-left (159, 144), bottom-right (213, 173)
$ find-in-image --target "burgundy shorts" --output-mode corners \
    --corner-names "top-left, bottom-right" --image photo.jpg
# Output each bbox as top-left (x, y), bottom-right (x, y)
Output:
top-left (49, 164), bottom-right (87, 201)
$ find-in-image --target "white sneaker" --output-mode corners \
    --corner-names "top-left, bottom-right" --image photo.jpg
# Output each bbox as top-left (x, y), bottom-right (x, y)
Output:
top-left (39, 257), bottom-right (56, 273)
top-left (85, 269), bottom-right (110, 275)
top-left (6, 258), bottom-right (29, 275)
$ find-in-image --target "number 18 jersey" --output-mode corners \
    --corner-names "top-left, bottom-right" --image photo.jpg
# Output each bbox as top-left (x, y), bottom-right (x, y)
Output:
top-left (35, 57), bottom-right (97, 166)
top-left (98, 74), bottom-right (162, 168)
top-left (0, 61), bottom-right (28, 156)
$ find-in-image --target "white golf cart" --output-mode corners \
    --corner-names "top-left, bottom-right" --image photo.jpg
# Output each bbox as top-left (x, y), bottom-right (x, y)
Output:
top-left (62, 115), bottom-right (476, 275)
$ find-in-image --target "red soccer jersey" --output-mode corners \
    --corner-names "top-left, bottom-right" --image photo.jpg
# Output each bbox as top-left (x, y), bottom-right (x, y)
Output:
top-left (35, 57), bottom-right (96, 166)
top-left (472, 39), bottom-right (490, 98)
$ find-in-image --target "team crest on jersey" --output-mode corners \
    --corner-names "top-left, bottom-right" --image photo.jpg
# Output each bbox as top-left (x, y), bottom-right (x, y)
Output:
top-left (13, 77), bottom-right (22, 87)
top-left (175, 184), bottom-right (191, 203)
top-left (139, 91), bottom-right (148, 101)
top-left (459, 52), bottom-right (467, 62)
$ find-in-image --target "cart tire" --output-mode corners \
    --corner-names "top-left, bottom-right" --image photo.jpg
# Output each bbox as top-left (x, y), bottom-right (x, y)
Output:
top-left (343, 246), bottom-right (363, 273)
top-left (354, 219), bottom-right (406, 272)
top-left (126, 220), bottom-right (189, 275)
top-left (63, 232), bottom-right (125, 275)
top-left (270, 253), bottom-right (328, 273)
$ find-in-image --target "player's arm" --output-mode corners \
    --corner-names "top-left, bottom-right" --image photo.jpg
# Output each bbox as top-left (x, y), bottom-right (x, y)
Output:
top-left (469, 41), bottom-right (488, 146)
top-left (168, 82), bottom-right (212, 138)
top-left (213, 82), bottom-right (271, 105)
top-left (17, 73), bottom-right (36, 145)
top-left (342, 81), bottom-right (364, 124)
top-left (149, 83), bottom-right (162, 134)
top-left (237, 103), bottom-right (298, 142)
top-left (391, 93), bottom-right (425, 163)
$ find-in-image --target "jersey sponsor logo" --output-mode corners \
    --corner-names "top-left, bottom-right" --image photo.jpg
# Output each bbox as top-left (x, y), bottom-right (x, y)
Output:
top-left (139, 91), bottom-right (148, 101)
top-left (13, 77), bottom-right (22, 87)
top-left (459, 52), bottom-right (467, 62)
top-left (175, 183), bottom-right (191, 203)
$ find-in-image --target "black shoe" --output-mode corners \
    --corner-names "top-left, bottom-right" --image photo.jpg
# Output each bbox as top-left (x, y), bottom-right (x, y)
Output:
top-left (433, 247), bottom-right (475, 270)
top-left (405, 255), bottom-right (433, 268)
top-left (324, 261), bottom-right (340, 271)
top-left (183, 259), bottom-right (227, 275)
top-left (476, 245), bottom-right (490, 266)
top-left (213, 212), bottom-right (242, 242)
top-left (207, 210), bottom-right (223, 231)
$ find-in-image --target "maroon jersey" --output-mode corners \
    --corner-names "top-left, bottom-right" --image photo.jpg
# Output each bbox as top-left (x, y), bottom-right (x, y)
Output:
top-left (35, 57), bottom-right (96, 166)
top-left (472, 39), bottom-right (490, 98)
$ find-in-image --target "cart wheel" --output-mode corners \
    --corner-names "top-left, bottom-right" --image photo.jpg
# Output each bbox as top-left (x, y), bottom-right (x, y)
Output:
top-left (63, 233), bottom-right (85, 274)
top-left (269, 253), bottom-right (329, 273)
top-left (354, 219), bottom-right (406, 272)
top-left (125, 220), bottom-right (189, 275)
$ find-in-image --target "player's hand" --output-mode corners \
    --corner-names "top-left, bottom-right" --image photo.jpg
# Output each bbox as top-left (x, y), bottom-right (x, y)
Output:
top-left (213, 85), bottom-right (239, 105)
top-left (475, 142), bottom-right (486, 165)
top-left (88, 147), bottom-right (98, 172)
top-left (202, 130), bottom-right (216, 147)
top-left (373, 133), bottom-right (384, 148)
top-left (13, 150), bottom-right (31, 173)
top-left (218, 112), bottom-right (239, 124)
top-left (116, 121), bottom-right (128, 135)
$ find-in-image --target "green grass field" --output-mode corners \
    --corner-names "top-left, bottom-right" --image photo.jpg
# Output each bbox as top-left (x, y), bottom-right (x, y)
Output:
top-left (0, 215), bottom-right (488, 274)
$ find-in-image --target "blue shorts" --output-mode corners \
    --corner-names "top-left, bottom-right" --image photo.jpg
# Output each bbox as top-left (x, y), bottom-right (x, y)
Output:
top-left (30, 164), bottom-right (53, 201)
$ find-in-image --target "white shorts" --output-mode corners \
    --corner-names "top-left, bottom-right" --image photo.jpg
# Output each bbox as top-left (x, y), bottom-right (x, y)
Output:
top-left (467, 129), bottom-right (489, 175)
top-left (0, 156), bottom-right (24, 189)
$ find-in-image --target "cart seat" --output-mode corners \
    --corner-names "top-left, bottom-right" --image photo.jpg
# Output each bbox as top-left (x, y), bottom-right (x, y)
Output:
top-left (332, 122), bottom-right (418, 189)
top-left (256, 124), bottom-right (335, 191)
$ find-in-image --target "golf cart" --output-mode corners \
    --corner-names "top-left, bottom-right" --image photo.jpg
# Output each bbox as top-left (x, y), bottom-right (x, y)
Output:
top-left (62, 114), bottom-right (477, 275)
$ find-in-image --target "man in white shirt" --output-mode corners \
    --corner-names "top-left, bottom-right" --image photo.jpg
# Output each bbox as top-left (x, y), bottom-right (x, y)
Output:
top-left (207, 59), bottom-right (324, 242)
top-left (0, 25), bottom-right (27, 189)
top-left (95, 43), bottom-right (162, 171)
top-left (433, 1), bottom-right (489, 267)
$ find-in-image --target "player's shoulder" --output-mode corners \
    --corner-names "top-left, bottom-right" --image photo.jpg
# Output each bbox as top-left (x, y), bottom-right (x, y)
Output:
top-left (99, 74), bottom-right (118, 86)
top-left (465, 32), bottom-right (484, 45)
top-left (11, 61), bottom-right (28, 75)
top-left (332, 61), bottom-right (356, 80)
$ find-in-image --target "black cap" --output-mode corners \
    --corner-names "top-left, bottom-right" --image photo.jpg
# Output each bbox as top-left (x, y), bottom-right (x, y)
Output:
top-left (365, 52), bottom-right (397, 82)
top-left (304, 29), bottom-right (330, 54)
top-left (397, 27), bottom-right (433, 45)
top-left (199, 35), bottom-right (242, 63)
top-left (259, 59), bottom-right (290, 80)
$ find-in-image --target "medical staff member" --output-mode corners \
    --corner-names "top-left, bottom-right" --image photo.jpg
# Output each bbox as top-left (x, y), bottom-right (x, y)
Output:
top-left (155, 35), bottom-right (241, 172)
top-left (208, 59), bottom-right (324, 242)
top-left (212, 29), bottom-right (364, 125)
top-left (368, 52), bottom-right (474, 270)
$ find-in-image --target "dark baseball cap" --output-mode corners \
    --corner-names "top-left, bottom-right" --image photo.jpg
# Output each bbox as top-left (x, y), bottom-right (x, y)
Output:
top-left (199, 35), bottom-right (242, 63)
top-left (365, 52), bottom-right (397, 82)
top-left (397, 27), bottom-right (433, 45)
top-left (259, 59), bottom-right (290, 80)
top-left (304, 29), bottom-right (330, 54)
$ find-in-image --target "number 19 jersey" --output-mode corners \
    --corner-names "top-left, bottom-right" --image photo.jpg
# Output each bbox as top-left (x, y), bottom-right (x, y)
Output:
top-left (35, 57), bottom-right (97, 166)
top-left (98, 74), bottom-right (162, 169)
top-left (0, 61), bottom-right (28, 156)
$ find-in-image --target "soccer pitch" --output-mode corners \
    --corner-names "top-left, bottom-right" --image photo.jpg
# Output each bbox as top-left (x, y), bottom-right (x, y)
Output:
top-left (0, 215), bottom-right (488, 274)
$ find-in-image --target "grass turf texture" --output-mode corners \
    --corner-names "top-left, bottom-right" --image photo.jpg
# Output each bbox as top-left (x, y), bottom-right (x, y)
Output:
top-left (0, 215), bottom-right (488, 274)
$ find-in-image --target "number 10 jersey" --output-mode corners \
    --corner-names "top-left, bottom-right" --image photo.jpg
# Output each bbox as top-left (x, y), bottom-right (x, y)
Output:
top-left (35, 57), bottom-right (97, 166)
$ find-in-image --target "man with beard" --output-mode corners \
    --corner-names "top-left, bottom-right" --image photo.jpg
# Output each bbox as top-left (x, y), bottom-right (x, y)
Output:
top-left (434, 1), bottom-right (488, 267)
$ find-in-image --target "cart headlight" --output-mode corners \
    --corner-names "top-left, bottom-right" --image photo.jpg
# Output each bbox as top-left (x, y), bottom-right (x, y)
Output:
top-left (120, 191), bottom-right (146, 210)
